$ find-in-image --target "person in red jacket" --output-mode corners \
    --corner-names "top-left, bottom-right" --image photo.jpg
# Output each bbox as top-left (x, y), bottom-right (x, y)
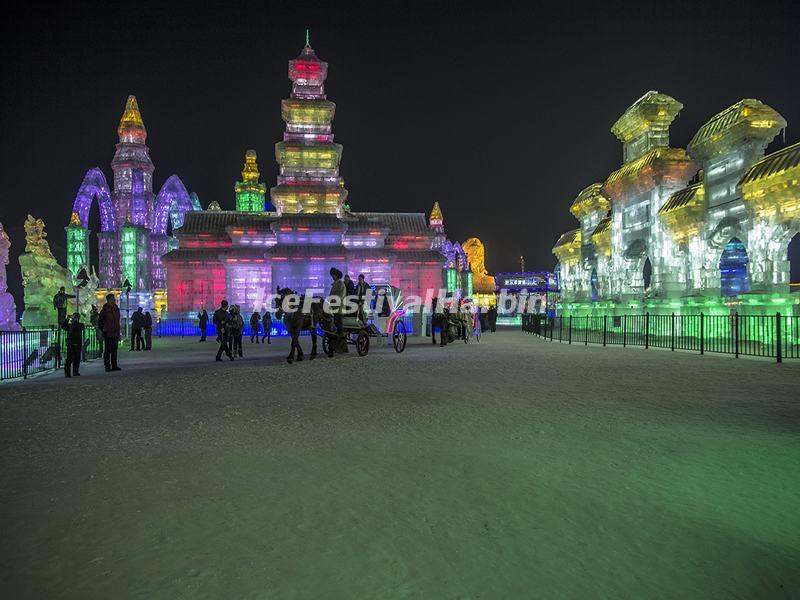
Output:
top-left (98, 293), bottom-right (122, 372)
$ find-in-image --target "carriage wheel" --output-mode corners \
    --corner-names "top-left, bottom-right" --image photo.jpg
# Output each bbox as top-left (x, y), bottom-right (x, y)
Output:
top-left (392, 320), bottom-right (407, 353)
top-left (322, 335), bottom-right (333, 357)
top-left (356, 331), bottom-right (370, 356)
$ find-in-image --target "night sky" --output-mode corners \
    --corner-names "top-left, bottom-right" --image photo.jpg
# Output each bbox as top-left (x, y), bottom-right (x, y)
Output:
top-left (2, 0), bottom-right (799, 304)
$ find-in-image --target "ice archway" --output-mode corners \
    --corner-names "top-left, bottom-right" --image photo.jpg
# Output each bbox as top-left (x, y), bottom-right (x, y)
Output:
top-left (70, 168), bottom-right (115, 232)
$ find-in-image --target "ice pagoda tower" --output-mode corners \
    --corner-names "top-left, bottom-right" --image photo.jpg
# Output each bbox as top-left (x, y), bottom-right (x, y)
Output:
top-left (270, 38), bottom-right (348, 215)
top-left (235, 150), bottom-right (268, 212)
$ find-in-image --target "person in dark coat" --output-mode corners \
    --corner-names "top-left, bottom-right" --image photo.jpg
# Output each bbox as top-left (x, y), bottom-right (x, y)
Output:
top-left (213, 300), bottom-right (233, 361)
top-left (262, 311), bottom-right (272, 344)
top-left (53, 286), bottom-right (75, 325)
top-left (329, 268), bottom-right (348, 353)
top-left (249, 311), bottom-right (261, 343)
top-left (62, 312), bottom-right (85, 377)
top-left (355, 274), bottom-right (370, 323)
top-left (198, 309), bottom-right (209, 341)
top-left (143, 311), bottom-right (153, 350)
top-left (90, 304), bottom-right (103, 354)
top-left (130, 307), bottom-right (144, 350)
top-left (488, 305), bottom-right (498, 333)
top-left (98, 293), bottom-right (121, 371)
top-left (230, 305), bottom-right (244, 357)
top-left (343, 274), bottom-right (356, 297)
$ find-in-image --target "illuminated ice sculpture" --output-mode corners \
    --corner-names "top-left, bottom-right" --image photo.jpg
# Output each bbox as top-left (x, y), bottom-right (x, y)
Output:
top-left (0, 222), bottom-right (21, 330)
top-left (161, 40), bottom-right (469, 319)
top-left (66, 95), bottom-right (198, 312)
top-left (270, 41), bottom-right (347, 216)
top-left (19, 215), bottom-right (75, 327)
top-left (554, 92), bottom-right (799, 316)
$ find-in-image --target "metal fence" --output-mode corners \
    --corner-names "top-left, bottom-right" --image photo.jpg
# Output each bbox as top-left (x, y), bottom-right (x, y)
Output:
top-left (0, 325), bottom-right (104, 381)
top-left (522, 312), bottom-right (800, 363)
top-left (155, 318), bottom-right (291, 338)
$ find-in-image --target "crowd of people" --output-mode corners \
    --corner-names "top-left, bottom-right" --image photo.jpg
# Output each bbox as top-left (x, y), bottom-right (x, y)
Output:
top-left (56, 288), bottom-right (159, 377)
top-left (55, 268), bottom-right (500, 376)
top-left (198, 304), bottom-right (273, 362)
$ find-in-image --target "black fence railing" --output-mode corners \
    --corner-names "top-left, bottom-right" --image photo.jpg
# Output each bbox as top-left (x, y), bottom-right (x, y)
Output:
top-left (0, 326), bottom-right (104, 381)
top-left (522, 312), bottom-right (800, 363)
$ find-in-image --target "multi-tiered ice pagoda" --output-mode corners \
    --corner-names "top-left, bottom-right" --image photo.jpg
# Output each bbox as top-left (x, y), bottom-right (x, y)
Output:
top-left (162, 41), bottom-right (469, 317)
top-left (554, 91), bottom-right (799, 316)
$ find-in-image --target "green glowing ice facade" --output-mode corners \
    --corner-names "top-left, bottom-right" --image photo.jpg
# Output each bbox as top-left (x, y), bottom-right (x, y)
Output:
top-left (554, 92), bottom-right (799, 317)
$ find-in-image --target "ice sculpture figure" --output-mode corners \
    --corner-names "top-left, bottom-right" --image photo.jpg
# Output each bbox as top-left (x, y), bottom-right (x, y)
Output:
top-left (462, 237), bottom-right (496, 299)
top-left (19, 215), bottom-right (75, 327)
top-left (0, 222), bottom-right (21, 330)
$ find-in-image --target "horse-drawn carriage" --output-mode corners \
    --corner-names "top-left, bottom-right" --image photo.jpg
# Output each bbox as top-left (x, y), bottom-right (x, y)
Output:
top-left (321, 283), bottom-right (408, 356)
top-left (276, 283), bottom-right (408, 362)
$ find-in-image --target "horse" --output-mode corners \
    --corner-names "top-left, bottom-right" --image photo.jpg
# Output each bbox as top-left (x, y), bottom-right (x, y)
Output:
top-left (274, 286), bottom-right (335, 363)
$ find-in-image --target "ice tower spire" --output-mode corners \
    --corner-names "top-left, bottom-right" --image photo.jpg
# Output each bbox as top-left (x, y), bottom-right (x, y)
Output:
top-left (270, 44), bottom-right (347, 215)
top-left (111, 95), bottom-right (155, 231)
top-left (117, 95), bottom-right (147, 144)
top-left (429, 201), bottom-right (443, 230)
top-left (235, 150), bottom-right (267, 212)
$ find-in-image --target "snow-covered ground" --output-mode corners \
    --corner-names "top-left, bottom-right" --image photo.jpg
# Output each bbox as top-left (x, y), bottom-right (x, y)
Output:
top-left (1, 331), bottom-right (798, 599)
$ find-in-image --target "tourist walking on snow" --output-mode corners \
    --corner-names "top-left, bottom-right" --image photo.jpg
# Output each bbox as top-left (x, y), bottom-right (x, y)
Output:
top-left (249, 311), bottom-right (261, 343)
top-left (262, 311), bottom-right (272, 344)
top-left (143, 311), bottom-right (153, 350)
top-left (198, 309), bottom-right (209, 342)
top-left (98, 293), bottom-right (121, 372)
top-left (62, 312), bottom-right (84, 377)
top-left (214, 300), bottom-right (233, 361)
top-left (230, 305), bottom-right (244, 357)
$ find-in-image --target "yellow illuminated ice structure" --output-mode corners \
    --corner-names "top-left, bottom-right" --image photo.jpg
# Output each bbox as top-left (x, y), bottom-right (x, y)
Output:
top-left (117, 95), bottom-right (146, 143)
top-left (270, 185), bottom-right (346, 211)
top-left (603, 147), bottom-right (696, 203)
top-left (429, 201), bottom-right (443, 228)
top-left (658, 182), bottom-right (706, 244)
top-left (739, 141), bottom-right (800, 222)
top-left (552, 229), bottom-right (582, 263)
top-left (281, 99), bottom-right (335, 125)
top-left (241, 150), bottom-right (261, 182)
top-left (590, 217), bottom-right (612, 257)
top-left (688, 99), bottom-right (786, 163)
top-left (235, 150), bottom-right (267, 212)
top-left (569, 183), bottom-right (610, 219)
top-left (611, 91), bottom-right (683, 147)
top-left (275, 142), bottom-right (342, 172)
top-left (462, 237), bottom-right (496, 294)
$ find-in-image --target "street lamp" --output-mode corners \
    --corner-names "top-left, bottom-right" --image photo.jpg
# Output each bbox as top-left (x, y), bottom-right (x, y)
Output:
top-left (123, 278), bottom-right (132, 342)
